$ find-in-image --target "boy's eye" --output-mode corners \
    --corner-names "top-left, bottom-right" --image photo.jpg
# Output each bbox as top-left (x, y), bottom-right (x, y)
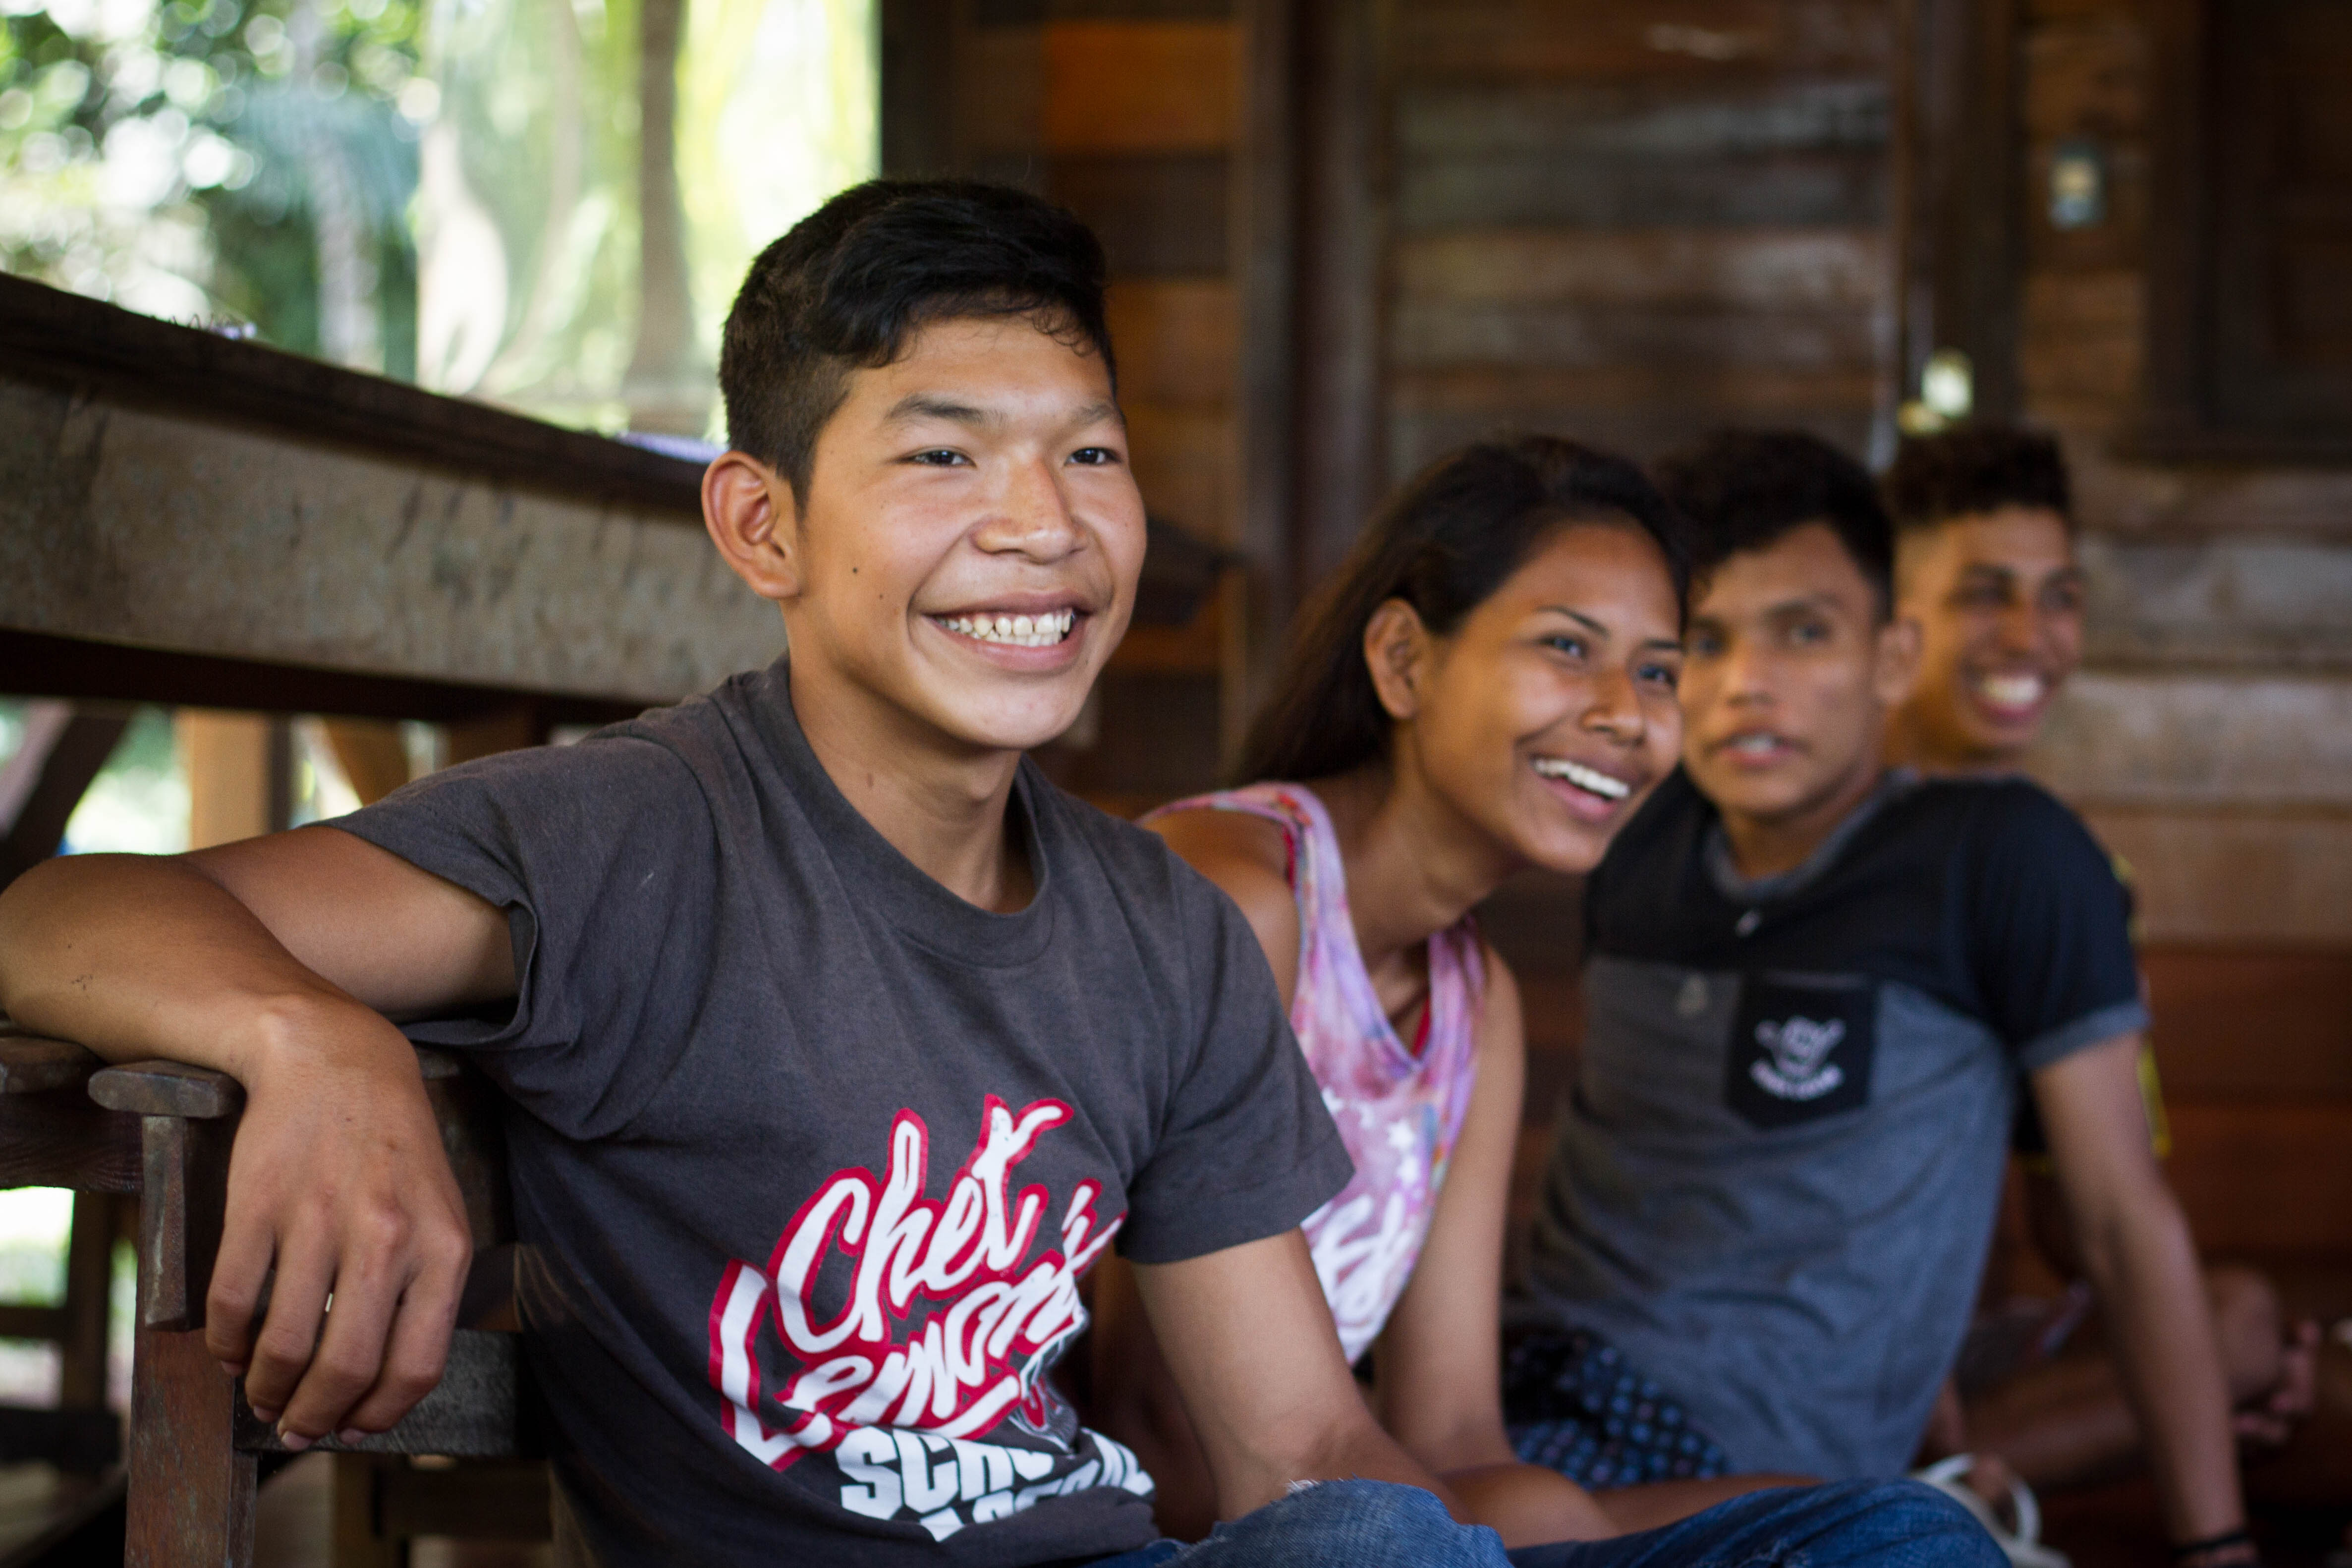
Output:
top-left (1067, 446), bottom-right (1120, 466)
top-left (1788, 618), bottom-right (1830, 646)
top-left (1687, 631), bottom-right (1724, 659)
top-left (909, 448), bottom-right (970, 467)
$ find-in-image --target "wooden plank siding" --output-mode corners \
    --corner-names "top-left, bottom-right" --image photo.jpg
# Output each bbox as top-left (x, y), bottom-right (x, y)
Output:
top-left (1381, 0), bottom-right (1895, 484)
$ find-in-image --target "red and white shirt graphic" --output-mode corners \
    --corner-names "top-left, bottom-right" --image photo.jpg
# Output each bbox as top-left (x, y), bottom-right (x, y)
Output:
top-left (707, 1096), bottom-right (1153, 1542)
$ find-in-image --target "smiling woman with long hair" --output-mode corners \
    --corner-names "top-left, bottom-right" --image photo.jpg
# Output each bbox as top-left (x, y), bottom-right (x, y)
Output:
top-left (1091, 435), bottom-right (1804, 1547)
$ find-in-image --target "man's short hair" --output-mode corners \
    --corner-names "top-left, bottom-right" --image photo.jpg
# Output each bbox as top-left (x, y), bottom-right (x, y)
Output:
top-left (1655, 430), bottom-right (1895, 617)
top-left (1884, 425), bottom-right (2073, 536)
top-left (720, 179), bottom-right (1115, 500)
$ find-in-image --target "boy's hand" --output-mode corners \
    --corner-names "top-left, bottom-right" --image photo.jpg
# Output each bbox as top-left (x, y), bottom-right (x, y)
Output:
top-left (216, 1020), bottom-right (477, 1448)
top-left (207, 1007), bottom-right (474, 1448)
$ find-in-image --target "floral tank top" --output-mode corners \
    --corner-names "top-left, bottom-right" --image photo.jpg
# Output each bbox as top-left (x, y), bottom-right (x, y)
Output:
top-left (1146, 783), bottom-right (1486, 1362)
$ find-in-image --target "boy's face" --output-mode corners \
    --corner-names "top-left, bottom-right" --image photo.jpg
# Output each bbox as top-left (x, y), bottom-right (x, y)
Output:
top-left (1894, 505), bottom-right (2083, 767)
top-left (776, 315), bottom-right (1144, 757)
top-left (1680, 522), bottom-right (1917, 830)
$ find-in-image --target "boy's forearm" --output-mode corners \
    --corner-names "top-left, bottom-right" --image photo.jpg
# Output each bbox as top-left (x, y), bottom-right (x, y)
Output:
top-left (0, 852), bottom-right (401, 1080)
top-left (2081, 1193), bottom-right (2246, 1544)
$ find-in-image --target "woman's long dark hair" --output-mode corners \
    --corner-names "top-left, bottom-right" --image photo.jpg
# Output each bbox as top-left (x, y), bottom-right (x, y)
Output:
top-left (1232, 435), bottom-right (1690, 786)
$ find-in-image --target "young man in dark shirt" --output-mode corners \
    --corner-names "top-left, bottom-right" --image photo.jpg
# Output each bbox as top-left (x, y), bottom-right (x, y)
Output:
top-left (1883, 424), bottom-right (2346, 1522)
top-left (0, 192), bottom-right (1993, 1567)
top-left (1507, 431), bottom-right (2259, 1568)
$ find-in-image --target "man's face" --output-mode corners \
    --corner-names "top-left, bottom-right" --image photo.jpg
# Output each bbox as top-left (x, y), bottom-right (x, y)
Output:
top-left (1680, 522), bottom-right (1915, 828)
top-left (780, 315), bottom-right (1145, 757)
top-left (1894, 506), bottom-right (2083, 767)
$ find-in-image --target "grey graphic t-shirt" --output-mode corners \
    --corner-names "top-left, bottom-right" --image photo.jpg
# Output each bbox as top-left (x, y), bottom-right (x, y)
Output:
top-left (1519, 770), bottom-right (2146, 1481)
top-left (338, 658), bottom-right (1353, 1567)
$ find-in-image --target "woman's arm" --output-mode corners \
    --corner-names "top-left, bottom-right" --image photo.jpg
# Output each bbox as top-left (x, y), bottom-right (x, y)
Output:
top-left (0, 829), bottom-right (506, 1447)
top-left (1370, 953), bottom-right (1614, 1545)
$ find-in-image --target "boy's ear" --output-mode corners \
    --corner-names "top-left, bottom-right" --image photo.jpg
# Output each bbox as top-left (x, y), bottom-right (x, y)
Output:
top-left (703, 452), bottom-right (803, 604)
top-left (1363, 598), bottom-right (1432, 723)
top-left (1873, 611), bottom-right (1924, 709)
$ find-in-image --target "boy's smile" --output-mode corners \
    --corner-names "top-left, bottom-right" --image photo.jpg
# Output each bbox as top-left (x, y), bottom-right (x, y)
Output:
top-left (714, 315), bottom-right (1145, 764)
top-left (1893, 505), bottom-right (2083, 768)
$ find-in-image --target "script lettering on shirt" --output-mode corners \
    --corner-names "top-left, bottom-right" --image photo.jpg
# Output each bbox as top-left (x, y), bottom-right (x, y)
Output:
top-left (707, 1095), bottom-right (1141, 1539)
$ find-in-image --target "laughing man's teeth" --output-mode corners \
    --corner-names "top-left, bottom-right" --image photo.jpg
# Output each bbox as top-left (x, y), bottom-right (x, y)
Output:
top-left (943, 610), bottom-right (1077, 648)
top-left (1533, 758), bottom-right (1631, 800)
top-left (1978, 673), bottom-right (2046, 709)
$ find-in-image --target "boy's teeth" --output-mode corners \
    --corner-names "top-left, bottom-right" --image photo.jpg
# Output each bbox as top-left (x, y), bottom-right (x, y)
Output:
top-left (1979, 673), bottom-right (2046, 709)
top-left (944, 610), bottom-right (1075, 648)
top-left (1533, 757), bottom-right (1631, 800)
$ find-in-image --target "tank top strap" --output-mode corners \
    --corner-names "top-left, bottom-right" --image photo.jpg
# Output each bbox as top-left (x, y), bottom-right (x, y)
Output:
top-left (1142, 783), bottom-right (1352, 977)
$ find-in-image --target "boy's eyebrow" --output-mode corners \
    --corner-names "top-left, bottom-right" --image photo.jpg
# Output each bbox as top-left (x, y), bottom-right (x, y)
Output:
top-left (884, 393), bottom-right (996, 427)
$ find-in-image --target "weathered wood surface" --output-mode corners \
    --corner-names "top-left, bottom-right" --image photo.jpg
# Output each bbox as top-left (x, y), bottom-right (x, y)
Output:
top-left (91, 1059), bottom-right (245, 1122)
top-left (2078, 808), bottom-right (2352, 946)
top-left (1105, 281), bottom-right (1238, 407)
top-left (1123, 404), bottom-right (1236, 545)
top-left (0, 375), bottom-right (783, 709)
top-left (1392, 300), bottom-right (1882, 372)
top-left (126, 1324), bottom-right (256, 1568)
top-left (0, 1029), bottom-right (103, 1095)
top-left (2027, 674), bottom-right (2352, 806)
top-left (0, 1087), bottom-right (142, 1193)
top-left (2167, 1102), bottom-right (2352, 1255)
top-left (1044, 21), bottom-right (1238, 151)
top-left (135, 1112), bottom-right (236, 1332)
top-left (1397, 80), bottom-right (1889, 230)
top-left (1049, 153), bottom-right (1232, 276)
top-left (0, 272), bottom-right (702, 514)
top-left (976, 0), bottom-right (1230, 20)
top-left (2142, 945), bottom-right (2352, 1101)
top-left (2072, 533), bottom-right (2352, 668)
top-left (1396, 229), bottom-right (1888, 309)
top-left (1387, 405), bottom-right (1879, 479)
top-left (1395, 0), bottom-right (1895, 82)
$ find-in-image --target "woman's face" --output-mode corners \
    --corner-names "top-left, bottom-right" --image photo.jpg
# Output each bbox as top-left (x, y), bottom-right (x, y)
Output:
top-left (1399, 519), bottom-right (1685, 876)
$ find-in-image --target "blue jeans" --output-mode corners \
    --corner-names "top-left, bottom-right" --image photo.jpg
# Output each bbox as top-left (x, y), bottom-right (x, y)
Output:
top-left (1086, 1478), bottom-right (2001, 1568)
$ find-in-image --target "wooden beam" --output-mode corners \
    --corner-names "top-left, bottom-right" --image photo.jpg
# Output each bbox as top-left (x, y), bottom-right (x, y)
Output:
top-left (1288, 0), bottom-right (1393, 595)
top-left (0, 367), bottom-right (783, 707)
top-left (0, 707), bottom-right (127, 888)
top-left (1890, 0), bottom-right (2025, 424)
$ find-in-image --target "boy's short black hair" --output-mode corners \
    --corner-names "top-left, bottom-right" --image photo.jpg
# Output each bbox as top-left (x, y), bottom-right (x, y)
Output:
top-left (720, 178), bottom-right (1115, 499)
top-left (1655, 430), bottom-right (1895, 618)
top-left (1884, 424), bottom-right (2073, 536)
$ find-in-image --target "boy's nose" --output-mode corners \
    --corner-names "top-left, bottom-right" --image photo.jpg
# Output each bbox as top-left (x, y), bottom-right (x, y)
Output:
top-left (976, 459), bottom-right (1085, 560)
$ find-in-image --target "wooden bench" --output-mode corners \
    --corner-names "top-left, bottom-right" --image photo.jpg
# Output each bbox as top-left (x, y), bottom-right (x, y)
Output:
top-left (0, 1026), bottom-right (545, 1567)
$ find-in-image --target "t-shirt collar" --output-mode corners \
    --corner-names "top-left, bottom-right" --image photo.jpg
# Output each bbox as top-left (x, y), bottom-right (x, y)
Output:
top-left (1703, 766), bottom-right (1920, 905)
top-left (738, 657), bottom-right (1059, 967)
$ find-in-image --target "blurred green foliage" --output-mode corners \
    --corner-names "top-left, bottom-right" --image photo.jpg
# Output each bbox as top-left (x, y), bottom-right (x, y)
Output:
top-left (0, 0), bottom-right (423, 370)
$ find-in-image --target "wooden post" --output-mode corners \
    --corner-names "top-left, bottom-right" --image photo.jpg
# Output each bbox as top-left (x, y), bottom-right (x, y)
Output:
top-left (178, 711), bottom-right (278, 850)
top-left (126, 1325), bottom-right (255, 1567)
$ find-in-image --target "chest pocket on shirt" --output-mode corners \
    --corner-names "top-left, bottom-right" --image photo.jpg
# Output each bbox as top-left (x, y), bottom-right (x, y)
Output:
top-left (1725, 973), bottom-right (1878, 1130)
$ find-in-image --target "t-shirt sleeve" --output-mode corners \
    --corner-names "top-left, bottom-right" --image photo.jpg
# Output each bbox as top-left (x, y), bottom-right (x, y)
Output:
top-left (1965, 784), bottom-right (2149, 1074)
top-left (334, 734), bottom-right (722, 1135)
top-left (1118, 869), bottom-right (1354, 1266)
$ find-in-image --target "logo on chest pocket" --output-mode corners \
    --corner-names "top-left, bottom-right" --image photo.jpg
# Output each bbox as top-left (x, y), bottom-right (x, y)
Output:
top-left (1725, 975), bottom-right (1877, 1129)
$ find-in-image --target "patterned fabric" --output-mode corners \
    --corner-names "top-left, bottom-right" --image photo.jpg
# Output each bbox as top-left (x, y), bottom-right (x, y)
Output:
top-left (1504, 1329), bottom-right (1731, 1488)
top-left (1145, 783), bottom-right (1486, 1363)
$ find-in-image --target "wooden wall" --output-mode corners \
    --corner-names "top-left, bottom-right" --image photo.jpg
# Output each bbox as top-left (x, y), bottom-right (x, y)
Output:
top-left (2007, 0), bottom-right (2352, 1312)
top-left (897, 0), bottom-right (1253, 814)
top-left (1384, 0), bottom-right (1898, 486)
